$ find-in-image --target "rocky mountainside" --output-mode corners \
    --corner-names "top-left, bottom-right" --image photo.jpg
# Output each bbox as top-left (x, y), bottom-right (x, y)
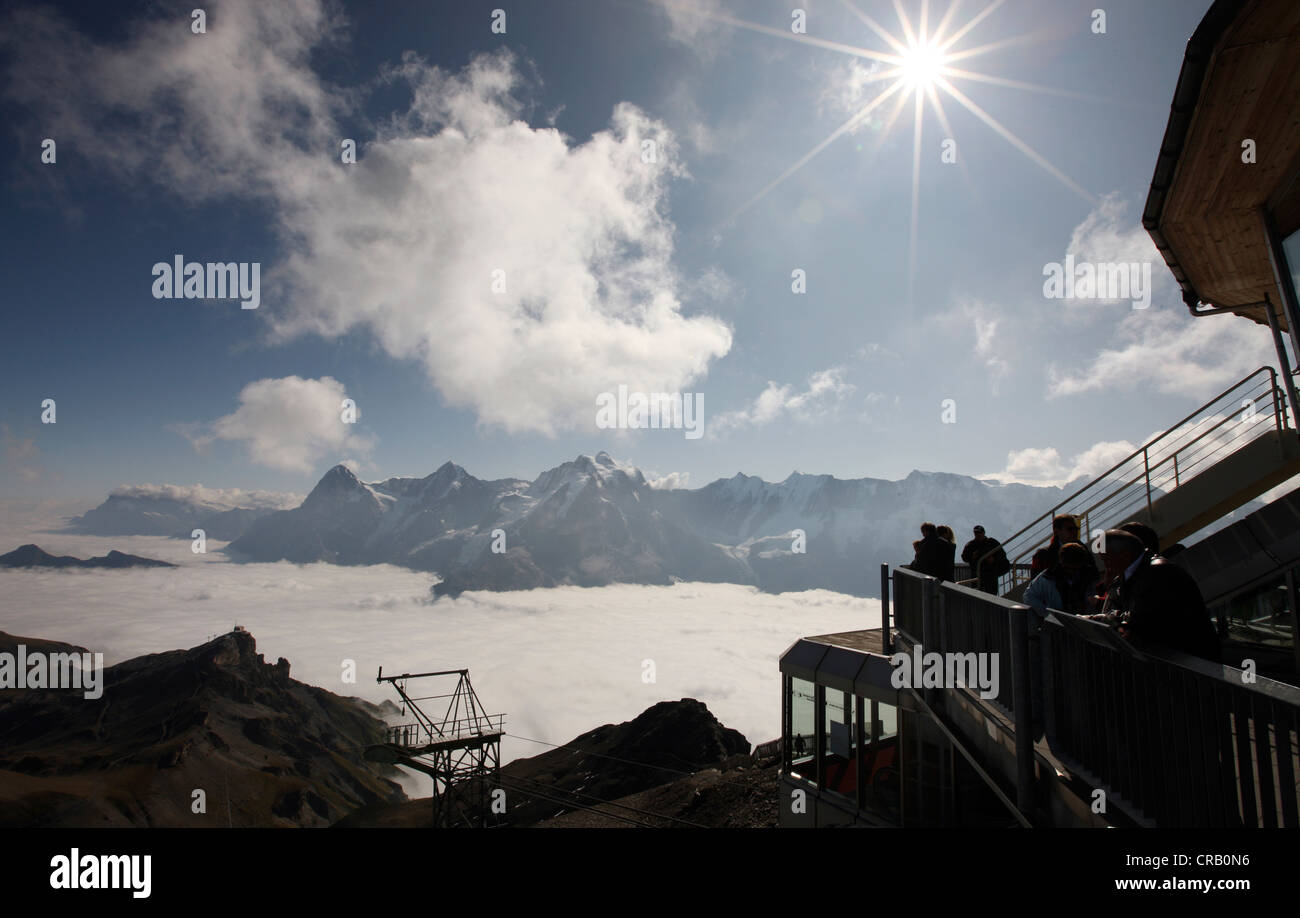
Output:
top-left (0, 630), bottom-right (404, 827)
top-left (0, 544), bottom-right (175, 569)
top-left (222, 453), bottom-right (1066, 596)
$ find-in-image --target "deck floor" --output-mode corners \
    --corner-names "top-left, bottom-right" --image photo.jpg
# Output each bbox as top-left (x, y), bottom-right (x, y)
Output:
top-left (805, 628), bottom-right (893, 655)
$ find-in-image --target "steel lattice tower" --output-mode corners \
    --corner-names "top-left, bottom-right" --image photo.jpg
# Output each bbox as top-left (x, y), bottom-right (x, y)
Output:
top-left (366, 668), bottom-right (505, 828)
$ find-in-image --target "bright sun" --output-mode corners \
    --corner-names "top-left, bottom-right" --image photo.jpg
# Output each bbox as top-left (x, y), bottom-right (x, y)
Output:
top-left (900, 39), bottom-right (946, 90)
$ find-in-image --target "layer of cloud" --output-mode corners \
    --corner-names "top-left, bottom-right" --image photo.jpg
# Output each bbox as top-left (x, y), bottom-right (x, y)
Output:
top-left (4, 1), bottom-right (732, 437)
top-left (713, 367), bottom-right (855, 433)
top-left (0, 526), bottom-right (878, 796)
top-left (106, 483), bottom-right (302, 511)
top-left (178, 376), bottom-right (373, 474)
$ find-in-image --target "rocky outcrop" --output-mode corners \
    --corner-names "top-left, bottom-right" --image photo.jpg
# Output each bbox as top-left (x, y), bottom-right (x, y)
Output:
top-left (0, 630), bottom-right (404, 827)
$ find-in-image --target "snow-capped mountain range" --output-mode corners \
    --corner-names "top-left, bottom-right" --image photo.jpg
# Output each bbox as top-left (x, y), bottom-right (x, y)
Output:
top-left (67, 453), bottom-right (1071, 597)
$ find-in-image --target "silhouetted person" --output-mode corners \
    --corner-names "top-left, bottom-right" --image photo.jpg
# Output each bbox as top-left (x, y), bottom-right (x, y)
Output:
top-left (911, 522), bottom-right (949, 579)
top-left (1024, 542), bottom-right (1099, 625)
top-left (961, 525), bottom-right (1009, 594)
top-left (1031, 513), bottom-right (1089, 576)
top-left (1095, 529), bottom-right (1221, 663)
top-left (935, 525), bottom-right (957, 581)
top-left (1119, 520), bottom-right (1160, 556)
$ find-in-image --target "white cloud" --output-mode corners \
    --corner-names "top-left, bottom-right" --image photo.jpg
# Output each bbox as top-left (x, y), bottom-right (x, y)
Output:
top-left (1050, 193), bottom-right (1168, 316)
top-left (819, 58), bottom-right (890, 132)
top-left (714, 367), bottom-right (855, 434)
top-left (1047, 309), bottom-right (1275, 400)
top-left (4, 1), bottom-right (733, 438)
top-left (981, 408), bottom-right (1280, 489)
top-left (942, 299), bottom-right (1012, 386)
top-left (1066, 195), bottom-right (1162, 282)
top-left (980, 439), bottom-right (1137, 488)
top-left (654, 0), bottom-right (731, 54)
top-left (646, 470), bottom-right (691, 490)
top-left (1041, 194), bottom-right (1277, 398)
top-left (857, 342), bottom-right (901, 362)
top-left (180, 376), bottom-right (374, 474)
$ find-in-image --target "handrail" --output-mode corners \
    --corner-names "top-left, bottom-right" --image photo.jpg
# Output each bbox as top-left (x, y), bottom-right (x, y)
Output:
top-left (387, 715), bottom-right (506, 746)
top-left (980, 366), bottom-right (1289, 592)
top-left (891, 563), bottom-right (1300, 826)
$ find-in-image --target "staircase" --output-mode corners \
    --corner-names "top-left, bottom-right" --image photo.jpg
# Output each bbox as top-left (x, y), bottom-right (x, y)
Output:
top-left (984, 367), bottom-right (1300, 594)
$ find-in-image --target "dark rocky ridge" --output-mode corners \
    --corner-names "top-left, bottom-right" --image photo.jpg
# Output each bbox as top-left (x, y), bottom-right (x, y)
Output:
top-left (0, 543), bottom-right (175, 569)
top-left (0, 630), bottom-right (404, 827)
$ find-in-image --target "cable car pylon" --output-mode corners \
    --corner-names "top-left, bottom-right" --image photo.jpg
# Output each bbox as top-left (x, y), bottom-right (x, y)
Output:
top-left (364, 666), bottom-right (505, 827)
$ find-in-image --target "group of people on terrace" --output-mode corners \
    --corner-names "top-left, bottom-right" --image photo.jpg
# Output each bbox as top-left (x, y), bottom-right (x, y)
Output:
top-left (908, 514), bottom-right (1221, 663)
top-left (910, 522), bottom-right (1010, 594)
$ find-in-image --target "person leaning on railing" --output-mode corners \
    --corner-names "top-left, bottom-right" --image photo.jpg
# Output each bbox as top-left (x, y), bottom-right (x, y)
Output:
top-left (909, 522), bottom-right (951, 579)
top-left (1023, 542), bottom-right (1099, 629)
top-left (1085, 529), bottom-right (1221, 663)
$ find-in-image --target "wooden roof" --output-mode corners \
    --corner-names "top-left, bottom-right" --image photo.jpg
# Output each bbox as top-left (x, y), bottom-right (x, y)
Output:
top-left (1143, 0), bottom-right (1300, 328)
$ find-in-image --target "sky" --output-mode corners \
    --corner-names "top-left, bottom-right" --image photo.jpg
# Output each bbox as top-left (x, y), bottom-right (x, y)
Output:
top-left (1, 0), bottom-right (1283, 503)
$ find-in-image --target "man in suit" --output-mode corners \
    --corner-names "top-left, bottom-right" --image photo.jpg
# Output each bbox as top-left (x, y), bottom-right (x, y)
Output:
top-left (1094, 529), bottom-right (1221, 663)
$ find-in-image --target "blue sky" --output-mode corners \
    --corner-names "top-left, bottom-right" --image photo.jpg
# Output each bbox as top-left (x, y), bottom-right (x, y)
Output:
top-left (0, 0), bottom-right (1280, 501)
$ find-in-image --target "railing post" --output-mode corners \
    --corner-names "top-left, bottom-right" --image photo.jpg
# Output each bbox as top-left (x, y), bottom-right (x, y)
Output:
top-left (921, 577), bottom-right (937, 707)
top-left (1008, 605), bottom-right (1036, 816)
top-left (1143, 446), bottom-right (1154, 515)
top-left (880, 563), bottom-right (893, 653)
top-left (1263, 297), bottom-right (1300, 434)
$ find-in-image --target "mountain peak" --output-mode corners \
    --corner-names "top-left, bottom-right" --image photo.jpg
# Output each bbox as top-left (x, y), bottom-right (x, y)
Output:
top-left (324, 463), bottom-right (360, 482)
top-left (303, 464), bottom-right (368, 510)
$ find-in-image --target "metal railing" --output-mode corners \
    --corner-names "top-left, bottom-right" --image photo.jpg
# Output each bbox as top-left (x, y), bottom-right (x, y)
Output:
top-left (387, 714), bottom-right (505, 747)
top-left (1040, 615), bottom-right (1300, 827)
top-left (954, 562), bottom-right (1032, 590)
top-left (891, 565), bottom-right (1300, 826)
top-left (980, 367), bottom-right (1290, 595)
top-left (893, 568), bottom-right (1035, 812)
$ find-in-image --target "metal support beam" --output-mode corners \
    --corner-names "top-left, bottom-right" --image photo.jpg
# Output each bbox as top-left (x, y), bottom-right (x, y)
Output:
top-left (1264, 293), bottom-right (1300, 433)
top-left (1008, 606), bottom-right (1036, 815)
top-left (880, 563), bottom-right (892, 653)
top-left (1288, 569), bottom-right (1300, 683)
top-left (1260, 207), bottom-right (1300, 368)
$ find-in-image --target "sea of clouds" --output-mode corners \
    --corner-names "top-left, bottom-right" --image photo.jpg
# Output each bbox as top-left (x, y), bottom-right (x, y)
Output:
top-left (1, 500), bottom-right (878, 798)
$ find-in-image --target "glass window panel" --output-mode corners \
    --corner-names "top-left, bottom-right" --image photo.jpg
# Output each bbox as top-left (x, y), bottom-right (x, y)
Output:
top-left (789, 677), bottom-right (816, 779)
top-left (877, 701), bottom-right (898, 741)
top-left (1283, 228), bottom-right (1300, 299)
